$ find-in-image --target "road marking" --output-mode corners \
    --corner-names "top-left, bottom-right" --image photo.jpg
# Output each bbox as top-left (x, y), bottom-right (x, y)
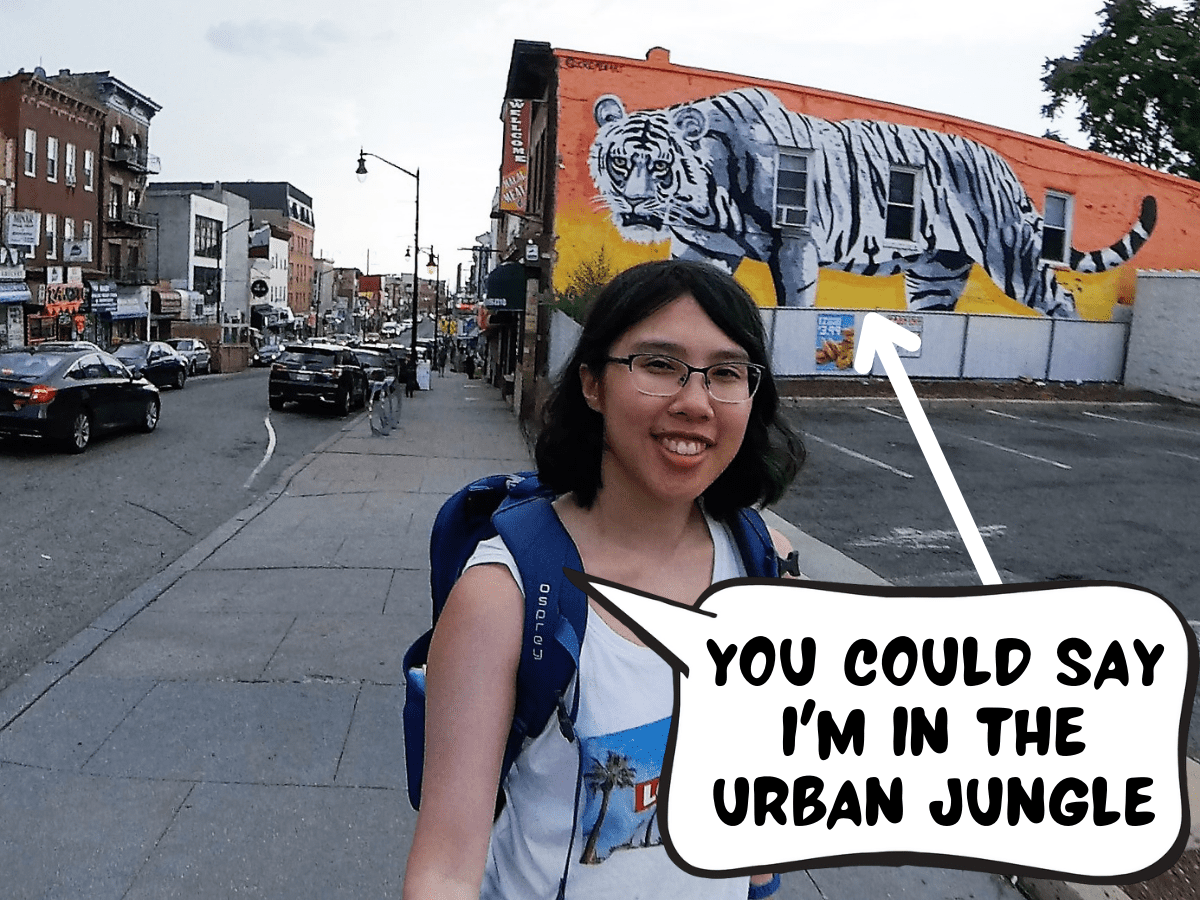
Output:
top-left (986, 408), bottom-right (1099, 438)
top-left (851, 524), bottom-right (1007, 549)
top-left (244, 415), bottom-right (277, 489)
top-left (964, 435), bottom-right (1072, 469)
top-left (1166, 450), bottom-right (1200, 463)
top-left (807, 433), bottom-right (914, 479)
top-left (1082, 410), bottom-right (1200, 437)
top-left (872, 405), bottom-right (1072, 469)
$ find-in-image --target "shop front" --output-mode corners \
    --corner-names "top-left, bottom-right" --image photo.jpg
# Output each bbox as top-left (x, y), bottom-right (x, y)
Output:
top-left (109, 288), bottom-right (150, 344)
top-left (27, 275), bottom-right (87, 345)
top-left (0, 281), bottom-right (31, 349)
top-left (86, 280), bottom-right (118, 348)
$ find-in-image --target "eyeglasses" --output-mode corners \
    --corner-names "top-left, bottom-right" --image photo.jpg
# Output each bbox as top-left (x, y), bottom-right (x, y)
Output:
top-left (605, 354), bottom-right (764, 404)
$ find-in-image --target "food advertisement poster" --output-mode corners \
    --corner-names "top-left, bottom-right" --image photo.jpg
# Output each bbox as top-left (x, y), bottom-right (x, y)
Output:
top-left (815, 313), bottom-right (856, 372)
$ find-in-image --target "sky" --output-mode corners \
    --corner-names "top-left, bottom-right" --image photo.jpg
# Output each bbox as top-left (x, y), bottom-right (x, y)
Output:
top-left (5, 0), bottom-right (1142, 291)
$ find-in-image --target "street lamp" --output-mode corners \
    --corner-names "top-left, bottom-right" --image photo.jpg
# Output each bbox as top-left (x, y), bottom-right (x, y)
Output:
top-left (355, 148), bottom-right (420, 374)
top-left (409, 245), bottom-right (440, 357)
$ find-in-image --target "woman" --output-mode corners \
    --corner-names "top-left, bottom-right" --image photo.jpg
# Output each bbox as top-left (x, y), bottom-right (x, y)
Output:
top-left (405, 260), bottom-right (805, 899)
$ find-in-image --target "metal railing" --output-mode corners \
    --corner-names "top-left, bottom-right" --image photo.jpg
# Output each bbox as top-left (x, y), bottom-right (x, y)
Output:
top-left (111, 145), bottom-right (162, 174)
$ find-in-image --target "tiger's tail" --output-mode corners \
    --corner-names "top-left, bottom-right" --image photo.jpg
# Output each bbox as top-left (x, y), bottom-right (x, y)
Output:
top-left (1069, 196), bottom-right (1157, 273)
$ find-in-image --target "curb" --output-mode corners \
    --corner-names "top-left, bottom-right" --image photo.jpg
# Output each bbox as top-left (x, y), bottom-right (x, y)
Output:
top-left (0, 410), bottom-right (364, 732)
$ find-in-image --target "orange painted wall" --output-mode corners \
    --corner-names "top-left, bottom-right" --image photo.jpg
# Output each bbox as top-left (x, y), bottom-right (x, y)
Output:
top-left (551, 47), bottom-right (1200, 320)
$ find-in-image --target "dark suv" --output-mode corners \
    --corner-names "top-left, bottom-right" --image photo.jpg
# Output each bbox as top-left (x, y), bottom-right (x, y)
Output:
top-left (269, 343), bottom-right (368, 415)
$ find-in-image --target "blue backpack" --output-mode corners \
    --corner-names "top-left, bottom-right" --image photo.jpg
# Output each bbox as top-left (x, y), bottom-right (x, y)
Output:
top-left (401, 472), bottom-right (789, 811)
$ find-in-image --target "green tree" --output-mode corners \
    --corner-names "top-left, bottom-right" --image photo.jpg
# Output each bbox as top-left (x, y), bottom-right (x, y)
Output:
top-left (553, 247), bottom-right (614, 322)
top-left (1041, 0), bottom-right (1200, 180)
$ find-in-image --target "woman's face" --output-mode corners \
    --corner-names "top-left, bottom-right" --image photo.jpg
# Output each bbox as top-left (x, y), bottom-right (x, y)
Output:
top-left (580, 293), bottom-right (754, 508)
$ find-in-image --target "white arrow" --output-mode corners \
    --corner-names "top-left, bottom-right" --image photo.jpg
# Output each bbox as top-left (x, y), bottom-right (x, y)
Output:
top-left (853, 313), bottom-right (1002, 586)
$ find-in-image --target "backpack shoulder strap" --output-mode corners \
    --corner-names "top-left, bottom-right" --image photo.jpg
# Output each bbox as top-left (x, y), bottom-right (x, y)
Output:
top-left (491, 492), bottom-right (588, 776)
top-left (729, 507), bottom-right (781, 578)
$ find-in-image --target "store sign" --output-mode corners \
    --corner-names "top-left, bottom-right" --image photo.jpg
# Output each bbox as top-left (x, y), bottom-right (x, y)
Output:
top-left (0, 245), bottom-right (25, 281)
top-left (47, 267), bottom-right (64, 285)
top-left (4, 211), bottom-right (39, 248)
top-left (63, 240), bottom-right (92, 264)
top-left (499, 99), bottom-right (530, 213)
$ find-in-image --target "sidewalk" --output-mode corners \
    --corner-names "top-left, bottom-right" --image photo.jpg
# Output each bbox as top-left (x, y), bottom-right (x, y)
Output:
top-left (0, 371), bottom-right (1192, 899)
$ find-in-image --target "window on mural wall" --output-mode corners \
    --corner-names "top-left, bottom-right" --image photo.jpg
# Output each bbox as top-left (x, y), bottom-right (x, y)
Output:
top-left (885, 169), bottom-right (919, 241)
top-left (774, 150), bottom-right (809, 227)
top-left (1041, 192), bottom-right (1072, 263)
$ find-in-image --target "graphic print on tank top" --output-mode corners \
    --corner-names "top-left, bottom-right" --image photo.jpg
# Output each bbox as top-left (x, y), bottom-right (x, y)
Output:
top-left (577, 716), bottom-right (671, 865)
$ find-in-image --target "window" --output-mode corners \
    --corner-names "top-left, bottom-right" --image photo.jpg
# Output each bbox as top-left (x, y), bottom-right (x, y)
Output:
top-left (885, 169), bottom-right (919, 242)
top-left (107, 184), bottom-right (121, 220)
top-left (65, 143), bottom-right (77, 186)
top-left (46, 137), bottom-right (59, 182)
top-left (83, 149), bottom-right (95, 191)
top-left (774, 150), bottom-right (809, 227)
top-left (1042, 192), bottom-right (1073, 263)
top-left (82, 220), bottom-right (93, 247)
top-left (23, 129), bottom-right (36, 176)
top-left (194, 216), bottom-right (223, 259)
top-left (45, 214), bottom-right (57, 259)
top-left (110, 125), bottom-right (122, 147)
top-left (63, 218), bottom-right (75, 242)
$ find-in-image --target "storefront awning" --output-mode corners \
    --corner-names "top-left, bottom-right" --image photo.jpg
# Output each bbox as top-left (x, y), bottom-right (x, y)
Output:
top-left (0, 282), bottom-right (32, 305)
top-left (110, 295), bottom-right (150, 320)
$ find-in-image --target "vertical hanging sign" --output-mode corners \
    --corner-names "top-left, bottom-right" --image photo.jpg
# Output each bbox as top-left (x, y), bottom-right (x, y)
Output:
top-left (499, 99), bottom-right (530, 212)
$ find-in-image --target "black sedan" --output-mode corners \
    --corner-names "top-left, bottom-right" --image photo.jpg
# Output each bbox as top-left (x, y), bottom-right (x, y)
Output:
top-left (269, 343), bottom-right (368, 415)
top-left (0, 344), bottom-right (161, 453)
top-left (113, 341), bottom-right (188, 390)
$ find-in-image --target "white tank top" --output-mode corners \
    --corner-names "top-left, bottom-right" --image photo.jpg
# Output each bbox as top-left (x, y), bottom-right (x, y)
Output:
top-left (467, 513), bottom-right (750, 900)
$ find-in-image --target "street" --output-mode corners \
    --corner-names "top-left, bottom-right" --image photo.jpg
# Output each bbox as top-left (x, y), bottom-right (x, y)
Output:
top-left (773, 395), bottom-right (1200, 757)
top-left (0, 367), bottom-right (351, 692)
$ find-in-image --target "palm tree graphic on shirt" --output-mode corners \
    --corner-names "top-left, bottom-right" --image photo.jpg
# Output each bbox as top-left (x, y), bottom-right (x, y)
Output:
top-left (580, 751), bottom-right (638, 864)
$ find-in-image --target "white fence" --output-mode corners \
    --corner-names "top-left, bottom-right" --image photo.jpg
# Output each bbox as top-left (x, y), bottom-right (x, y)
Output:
top-left (764, 308), bottom-right (1130, 382)
top-left (547, 306), bottom-right (1133, 387)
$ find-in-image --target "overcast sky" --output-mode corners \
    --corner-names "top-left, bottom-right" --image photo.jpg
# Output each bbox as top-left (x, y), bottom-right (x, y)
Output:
top-left (7, 0), bottom-right (1139, 288)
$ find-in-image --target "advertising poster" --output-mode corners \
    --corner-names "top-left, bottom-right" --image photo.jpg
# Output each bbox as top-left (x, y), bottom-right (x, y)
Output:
top-left (815, 312), bottom-right (856, 372)
top-left (886, 313), bottom-right (923, 357)
top-left (499, 99), bottom-right (530, 213)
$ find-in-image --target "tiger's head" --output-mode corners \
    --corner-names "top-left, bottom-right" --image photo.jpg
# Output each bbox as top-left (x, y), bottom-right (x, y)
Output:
top-left (588, 95), bottom-right (713, 243)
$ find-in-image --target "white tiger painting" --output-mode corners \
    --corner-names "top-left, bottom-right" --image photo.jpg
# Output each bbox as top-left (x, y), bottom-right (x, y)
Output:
top-left (588, 88), bottom-right (1157, 317)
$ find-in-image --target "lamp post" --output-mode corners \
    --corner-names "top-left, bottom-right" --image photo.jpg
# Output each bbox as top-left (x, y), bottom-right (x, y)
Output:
top-left (356, 148), bottom-right (420, 374)
top-left (408, 245), bottom-right (440, 355)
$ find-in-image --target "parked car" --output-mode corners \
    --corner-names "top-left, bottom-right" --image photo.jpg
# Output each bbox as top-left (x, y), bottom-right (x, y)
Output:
top-left (269, 342), bottom-right (368, 415)
top-left (166, 337), bottom-right (212, 375)
top-left (251, 341), bottom-right (285, 367)
top-left (0, 344), bottom-right (160, 453)
top-left (112, 341), bottom-right (188, 390)
top-left (352, 348), bottom-right (400, 386)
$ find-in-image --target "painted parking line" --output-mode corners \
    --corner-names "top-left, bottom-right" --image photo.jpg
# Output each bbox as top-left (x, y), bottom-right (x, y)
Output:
top-left (1166, 450), bottom-right (1200, 463)
top-left (869, 405), bottom-right (1072, 469)
top-left (986, 408), bottom-right (1100, 438)
top-left (1082, 410), bottom-right (1200, 437)
top-left (807, 433), bottom-right (915, 479)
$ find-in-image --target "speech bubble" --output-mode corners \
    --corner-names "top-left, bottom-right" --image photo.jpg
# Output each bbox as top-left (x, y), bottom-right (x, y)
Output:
top-left (566, 573), bottom-right (1198, 884)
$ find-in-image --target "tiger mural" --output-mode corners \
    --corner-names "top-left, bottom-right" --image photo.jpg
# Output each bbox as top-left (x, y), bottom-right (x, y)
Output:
top-left (588, 88), bottom-right (1157, 317)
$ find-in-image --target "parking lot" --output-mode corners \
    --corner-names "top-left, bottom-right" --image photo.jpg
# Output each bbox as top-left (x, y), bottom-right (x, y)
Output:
top-left (774, 395), bottom-right (1200, 755)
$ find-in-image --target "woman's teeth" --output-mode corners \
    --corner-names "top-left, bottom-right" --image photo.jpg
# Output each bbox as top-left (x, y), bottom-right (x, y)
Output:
top-left (661, 437), bottom-right (704, 456)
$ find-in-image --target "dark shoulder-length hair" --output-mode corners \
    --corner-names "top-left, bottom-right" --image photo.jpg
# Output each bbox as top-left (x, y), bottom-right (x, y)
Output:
top-left (534, 259), bottom-right (805, 520)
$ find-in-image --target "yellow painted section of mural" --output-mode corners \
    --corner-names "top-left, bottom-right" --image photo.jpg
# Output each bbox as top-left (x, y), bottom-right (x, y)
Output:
top-left (555, 206), bottom-right (1132, 320)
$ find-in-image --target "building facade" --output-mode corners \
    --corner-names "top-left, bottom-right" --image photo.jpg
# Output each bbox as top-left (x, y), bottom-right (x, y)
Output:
top-left (0, 68), bottom-right (107, 346)
top-left (220, 182), bottom-right (315, 329)
top-left (498, 41), bottom-right (1200, 419)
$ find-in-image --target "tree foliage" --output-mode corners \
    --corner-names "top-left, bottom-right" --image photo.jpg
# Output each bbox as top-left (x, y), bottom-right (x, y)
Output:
top-left (1042, 0), bottom-right (1200, 180)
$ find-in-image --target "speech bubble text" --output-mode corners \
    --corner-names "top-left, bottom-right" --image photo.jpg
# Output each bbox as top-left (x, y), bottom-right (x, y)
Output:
top-left (567, 574), bottom-right (1197, 884)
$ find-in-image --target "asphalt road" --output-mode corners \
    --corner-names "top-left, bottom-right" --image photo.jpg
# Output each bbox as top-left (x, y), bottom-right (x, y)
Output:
top-left (0, 366), bottom-right (351, 693)
top-left (773, 395), bottom-right (1200, 757)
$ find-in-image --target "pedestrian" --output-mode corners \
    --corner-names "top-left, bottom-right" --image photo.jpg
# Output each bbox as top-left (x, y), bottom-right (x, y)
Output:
top-left (403, 259), bottom-right (805, 899)
top-left (406, 355), bottom-right (418, 398)
top-left (436, 344), bottom-right (447, 377)
top-left (463, 352), bottom-right (476, 380)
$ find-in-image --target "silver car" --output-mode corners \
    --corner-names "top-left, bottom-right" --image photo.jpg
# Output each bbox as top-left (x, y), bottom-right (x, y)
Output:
top-left (166, 338), bottom-right (212, 375)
